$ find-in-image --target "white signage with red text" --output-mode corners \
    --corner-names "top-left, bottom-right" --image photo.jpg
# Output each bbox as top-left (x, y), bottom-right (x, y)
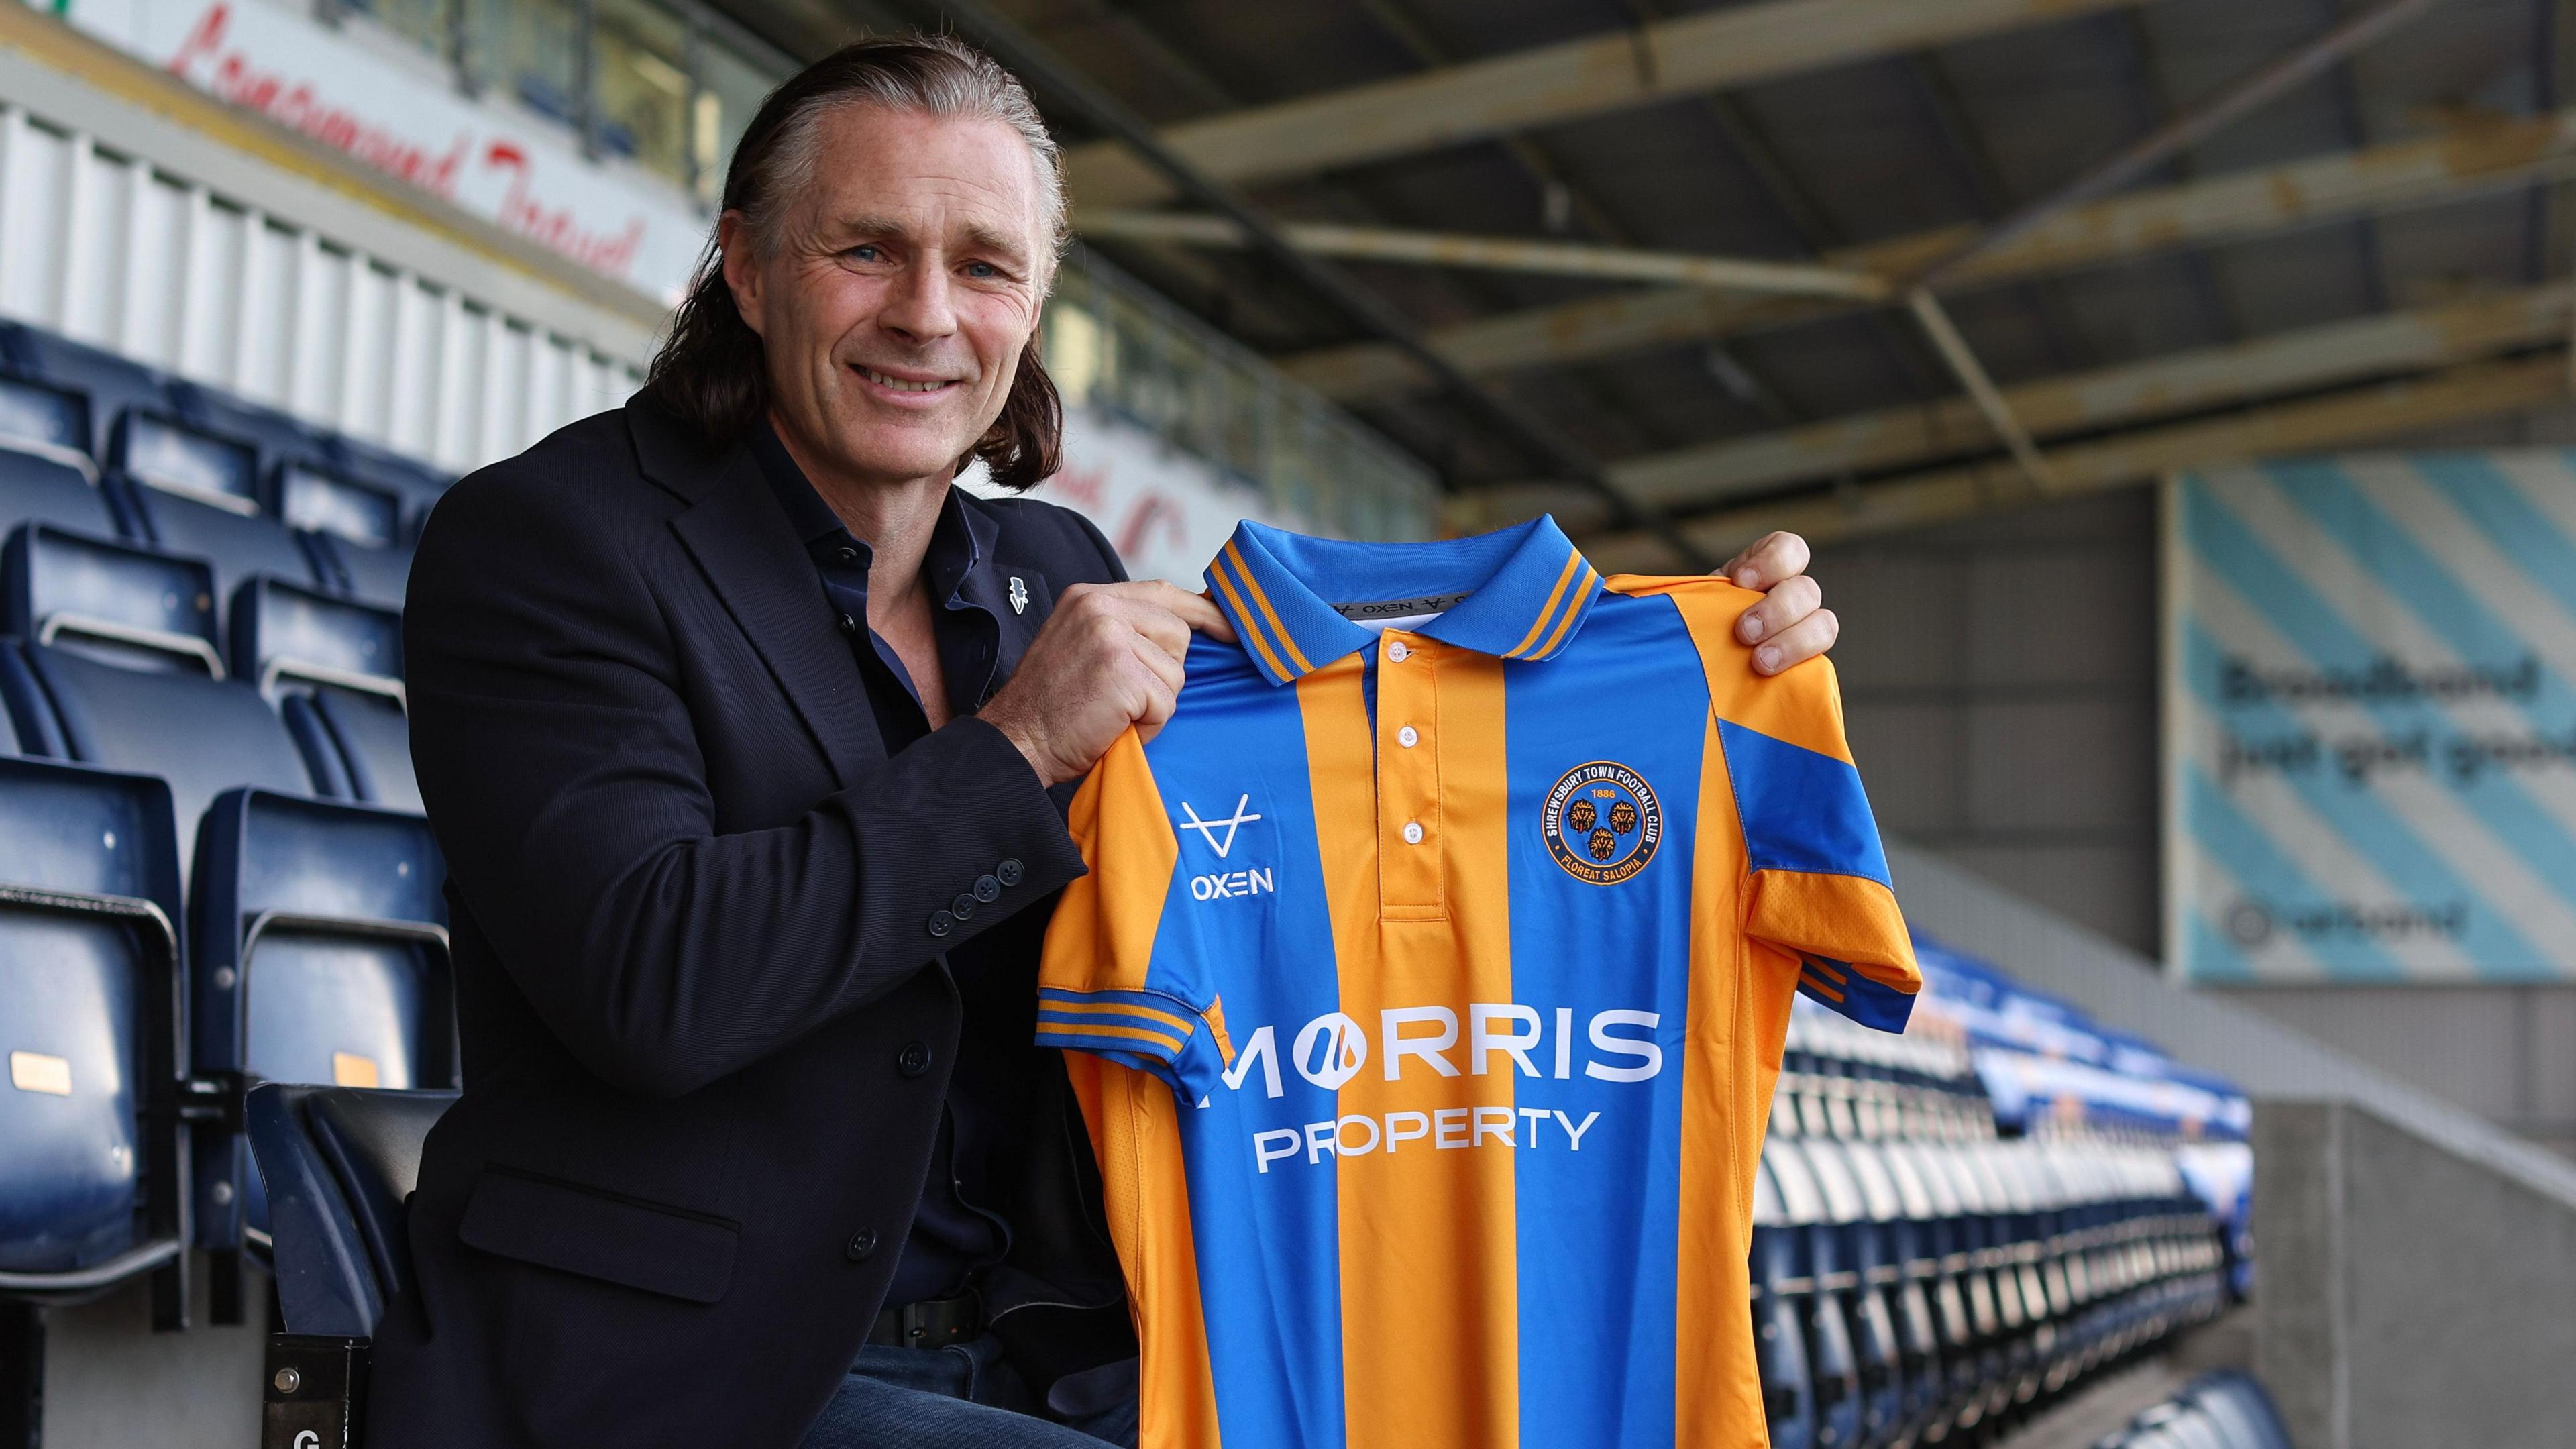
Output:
top-left (65, 0), bottom-right (708, 302)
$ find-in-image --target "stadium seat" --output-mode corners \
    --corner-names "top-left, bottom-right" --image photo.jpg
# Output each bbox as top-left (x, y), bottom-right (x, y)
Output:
top-left (1792, 1139), bottom-right (1905, 1448)
top-left (191, 792), bottom-right (450, 1270)
top-left (329, 435), bottom-right (455, 539)
top-left (109, 415), bottom-right (330, 627)
top-left (0, 754), bottom-right (190, 1329)
top-left (268, 460), bottom-right (405, 553)
top-left (1838, 1141), bottom-right (1944, 1442)
top-left (1750, 1159), bottom-right (1819, 1449)
top-left (2, 327), bottom-right (176, 458)
top-left (304, 529), bottom-right (415, 616)
top-left (0, 450), bottom-right (116, 542)
top-left (0, 373), bottom-right (94, 463)
top-left (248, 1082), bottom-right (455, 1446)
top-left (1765, 1141), bottom-right (1862, 1449)
top-left (231, 577), bottom-right (418, 813)
top-left (1, 524), bottom-right (226, 680)
top-left (186, 388), bottom-right (333, 482)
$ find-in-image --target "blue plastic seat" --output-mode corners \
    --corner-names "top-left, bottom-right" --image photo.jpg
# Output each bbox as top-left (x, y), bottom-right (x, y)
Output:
top-left (5, 328), bottom-right (176, 458)
top-left (109, 415), bottom-right (328, 628)
top-left (231, 577), bottom-right (418, 813)
top-left (0, 753), bottom-right (189, 1327)
top-left (1794, 1139), bottom-right (1906, 1448)
top-left (1750, 1161), bottom-right (1818, 1449)
top-left (1, 524), bottom-right (226, 681)
top-left (191, 790), bottom-right (449, 1269)
top-left (1766, 1142), bottom-right (1863, 1449)
top-left (248, 1083), bottom-right (454, 1338)
top-left (0, 374), bottom-right (93, 462)
top-left (186, 389), bottom-right (333, 482)
top-left (327, 436), bottom-right (453, 540)
top-left (308, 531), bottom-right (415, 614)
top-left (270, 460), bottom-right (404, 553)
top-left (0, 451), bottom-right (115, 542)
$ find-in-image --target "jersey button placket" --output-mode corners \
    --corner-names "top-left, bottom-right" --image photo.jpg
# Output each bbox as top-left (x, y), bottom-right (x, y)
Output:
top-left (1377, 633), bottom-right (1444, 918)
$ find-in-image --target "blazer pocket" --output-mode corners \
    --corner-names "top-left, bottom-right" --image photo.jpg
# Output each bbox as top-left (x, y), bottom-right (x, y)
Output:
top-left (456, 1167), bottom-right (739, 1304)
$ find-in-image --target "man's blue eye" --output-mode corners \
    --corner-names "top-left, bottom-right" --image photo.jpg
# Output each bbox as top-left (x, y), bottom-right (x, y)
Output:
top-left (965, 262), bottom-right (997, 278)
top-left (848, 244), bottom-right (879, 262)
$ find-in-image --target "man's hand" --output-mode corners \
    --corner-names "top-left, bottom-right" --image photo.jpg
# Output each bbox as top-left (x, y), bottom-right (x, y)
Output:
top-left (1724, 531), bottom-right (1837, 676)
top-left (980, 581), bottom-right (1236, 787)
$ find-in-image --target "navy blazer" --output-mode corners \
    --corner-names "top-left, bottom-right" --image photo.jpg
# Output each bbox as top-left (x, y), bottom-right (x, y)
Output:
top-left (370, 400), bottom-right (1132, 1448)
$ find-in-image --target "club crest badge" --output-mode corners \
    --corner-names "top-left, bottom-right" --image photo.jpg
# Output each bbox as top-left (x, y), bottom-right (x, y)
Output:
top-left (1542, 761), bottom-right (1662, 885)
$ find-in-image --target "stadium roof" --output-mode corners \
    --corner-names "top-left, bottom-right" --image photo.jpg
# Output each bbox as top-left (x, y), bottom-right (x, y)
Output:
top-left (715, 0), bottom-right (2568, 566)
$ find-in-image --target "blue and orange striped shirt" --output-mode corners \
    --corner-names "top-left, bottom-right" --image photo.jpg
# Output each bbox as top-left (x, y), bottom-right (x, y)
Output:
top-left (1038, 516), bottom-right (1920, 1449)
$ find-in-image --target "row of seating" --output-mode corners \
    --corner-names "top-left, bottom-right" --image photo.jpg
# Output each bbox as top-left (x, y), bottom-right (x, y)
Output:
top-left (2092, 1371), bottom-right (2290, 1449)
top-left (1752, 993), bottom-right (2244, 1449)
top-left (0, 321), bottom-right (457, 1354)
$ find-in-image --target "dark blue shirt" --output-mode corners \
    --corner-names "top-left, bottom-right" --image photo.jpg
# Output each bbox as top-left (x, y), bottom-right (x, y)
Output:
top-left (751, 420), bottom-right (1010, 1306)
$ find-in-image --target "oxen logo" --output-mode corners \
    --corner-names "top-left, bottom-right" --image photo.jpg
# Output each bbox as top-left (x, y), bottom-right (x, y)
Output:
top-left (1542, 761), bottom-right (1661, 885)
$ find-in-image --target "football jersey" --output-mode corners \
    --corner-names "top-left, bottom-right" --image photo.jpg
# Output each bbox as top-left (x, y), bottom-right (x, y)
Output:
top-left (1036, 516), bottom-right (1919, 1449)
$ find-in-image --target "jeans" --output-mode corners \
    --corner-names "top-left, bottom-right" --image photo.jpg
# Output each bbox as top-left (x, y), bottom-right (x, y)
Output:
top-left (800, 1332), bottom-right (1138, 1449)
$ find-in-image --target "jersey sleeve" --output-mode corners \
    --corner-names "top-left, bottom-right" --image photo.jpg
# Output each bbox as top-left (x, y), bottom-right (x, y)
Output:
top-left (1609, 574), bottom-right (1923, 1032)
top-left (1036, 729), bottom-right (1236, 1097)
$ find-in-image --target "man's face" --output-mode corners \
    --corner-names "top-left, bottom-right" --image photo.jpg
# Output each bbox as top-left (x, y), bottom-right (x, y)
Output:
top-left (724, 105), bottom-right (1048, 491)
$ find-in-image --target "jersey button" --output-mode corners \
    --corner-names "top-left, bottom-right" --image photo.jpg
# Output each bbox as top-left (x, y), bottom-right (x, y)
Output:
top-left (1385, 639), bottom-right (1410, 663)
top-left (1401, 820), bottom-right (1424, 845)
top-left (1396, 725), bottom-right (1419, 748)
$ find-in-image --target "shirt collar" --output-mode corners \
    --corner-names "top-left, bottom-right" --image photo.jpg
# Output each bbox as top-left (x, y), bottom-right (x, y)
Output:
top-left (750, 417), bottom-right (996, 611)
top-left (1203, 515), bottom-right (1603, 686)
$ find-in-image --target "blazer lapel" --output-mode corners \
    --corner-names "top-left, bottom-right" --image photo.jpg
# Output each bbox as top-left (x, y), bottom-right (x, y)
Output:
top-left (951, 498), bottom-right (1053, 692)
top-left (638, 408), bottom-right (882, 788)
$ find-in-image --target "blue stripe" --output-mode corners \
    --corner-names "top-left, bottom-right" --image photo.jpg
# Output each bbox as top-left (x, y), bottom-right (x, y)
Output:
top-left (2195, 473), bottom-right (2567, 974)
top-left (1506, 590), bottom-right (1698, 1448)
top-left (1140, 636), bottom-right (1346, 1449)
top-left (2181, 762), bottom-right (2407, 981)
top-left (2415, 453), bottom-right (2576, 624)
top-left (1717, 719), bottom-right (1891, 887)
top-left (1800, 957), bottom-right (1915, 1031)
top-left (1037, 985), bottom-right (1208, 1016)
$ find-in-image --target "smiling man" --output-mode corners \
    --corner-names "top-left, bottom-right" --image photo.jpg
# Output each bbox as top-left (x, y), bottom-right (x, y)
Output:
top-left (372, 34), bottom-right (1840, 1449)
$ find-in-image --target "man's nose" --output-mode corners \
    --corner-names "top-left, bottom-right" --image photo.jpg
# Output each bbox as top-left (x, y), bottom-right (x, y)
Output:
top-left (878, 260), bottom-right (959, 341)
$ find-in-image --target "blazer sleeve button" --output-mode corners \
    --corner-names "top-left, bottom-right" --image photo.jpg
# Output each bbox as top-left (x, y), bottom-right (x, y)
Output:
top-left (927, 910), bottom-right (953, 938)
top-left (973, 874), bottom-right (1000, 902)
top-left (996, 858), bottom-right (1024, 887)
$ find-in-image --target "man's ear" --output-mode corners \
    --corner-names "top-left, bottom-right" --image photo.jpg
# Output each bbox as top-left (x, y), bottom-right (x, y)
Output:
top-left (717, 211), bottom-right (764, 338)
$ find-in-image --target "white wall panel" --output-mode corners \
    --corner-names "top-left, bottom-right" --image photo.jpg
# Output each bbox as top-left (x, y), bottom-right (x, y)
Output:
top-left (0, 99), bottom-right (646, 474)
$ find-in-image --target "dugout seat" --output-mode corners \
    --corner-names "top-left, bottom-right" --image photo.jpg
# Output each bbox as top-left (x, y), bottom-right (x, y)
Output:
top-left (248, 1083), bottom-right (455, 1449)
top-left (0, 755), bottom-right (190, 1330)
top-left (193, 789), bottom-right (449, 1321)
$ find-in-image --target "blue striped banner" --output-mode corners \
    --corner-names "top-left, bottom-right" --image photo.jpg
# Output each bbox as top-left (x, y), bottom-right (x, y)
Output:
top-left (2165, 455), bottom-right (2576, 983)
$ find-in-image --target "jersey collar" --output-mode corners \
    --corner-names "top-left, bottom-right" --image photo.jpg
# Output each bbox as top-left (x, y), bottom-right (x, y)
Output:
top-left (1203, 515), bottom-right (1605, 686)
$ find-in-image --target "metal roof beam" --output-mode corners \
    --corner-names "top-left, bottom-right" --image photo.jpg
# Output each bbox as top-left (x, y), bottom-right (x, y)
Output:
top-left (1282, 107), bottom-right (2576, 399)
top-left (1605, 282), bottom-right (2569, 511)
top-left (1062, 0), bottom-right (2153, 208)
top-left (1073, 210), bottom-right (1891, 299)
top-left (1578, 352), bottom-right (2569, 567)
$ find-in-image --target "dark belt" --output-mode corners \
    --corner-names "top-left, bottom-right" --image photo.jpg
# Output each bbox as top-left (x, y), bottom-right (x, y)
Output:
top-left (867, 1293), bottom-right (984, 1349)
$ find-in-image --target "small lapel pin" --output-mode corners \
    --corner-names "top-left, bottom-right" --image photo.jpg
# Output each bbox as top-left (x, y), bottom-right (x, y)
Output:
top-left (1008, 576), bottom-right (1029, 615)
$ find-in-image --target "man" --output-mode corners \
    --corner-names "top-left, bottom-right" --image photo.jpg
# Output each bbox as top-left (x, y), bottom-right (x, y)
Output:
top-left (374, 34), bottom-right (1841, 1449)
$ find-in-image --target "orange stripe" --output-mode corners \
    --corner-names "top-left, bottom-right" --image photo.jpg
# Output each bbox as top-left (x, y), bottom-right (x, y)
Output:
top-left (1805, 957), bottom-right (1848, 984)
top-left (1676, 708), bottom-right (1771, 1448)
top-left (1305, 649), bottom-right (1519, 1449)
top-left (1066, 1054), bottom-right (1224, 1449)
top-left (1610, 573), bottom-right (1858, 760)
top-left (1038, 1020), bottom-right (1189, 1053)
top-left (1800, 975), bottom-right (1847, 1003)
top-left (1525, 564), bottom-right (1598, 659)
top-left (1504, 548), bottom-right (1585, 658)
top-left (1208, 553), bottom-right (1293, 683)
top-left (1223, 539), bottom-right (1316, 676)
top-left (1040, 997), bottom-right (1199, 1036)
